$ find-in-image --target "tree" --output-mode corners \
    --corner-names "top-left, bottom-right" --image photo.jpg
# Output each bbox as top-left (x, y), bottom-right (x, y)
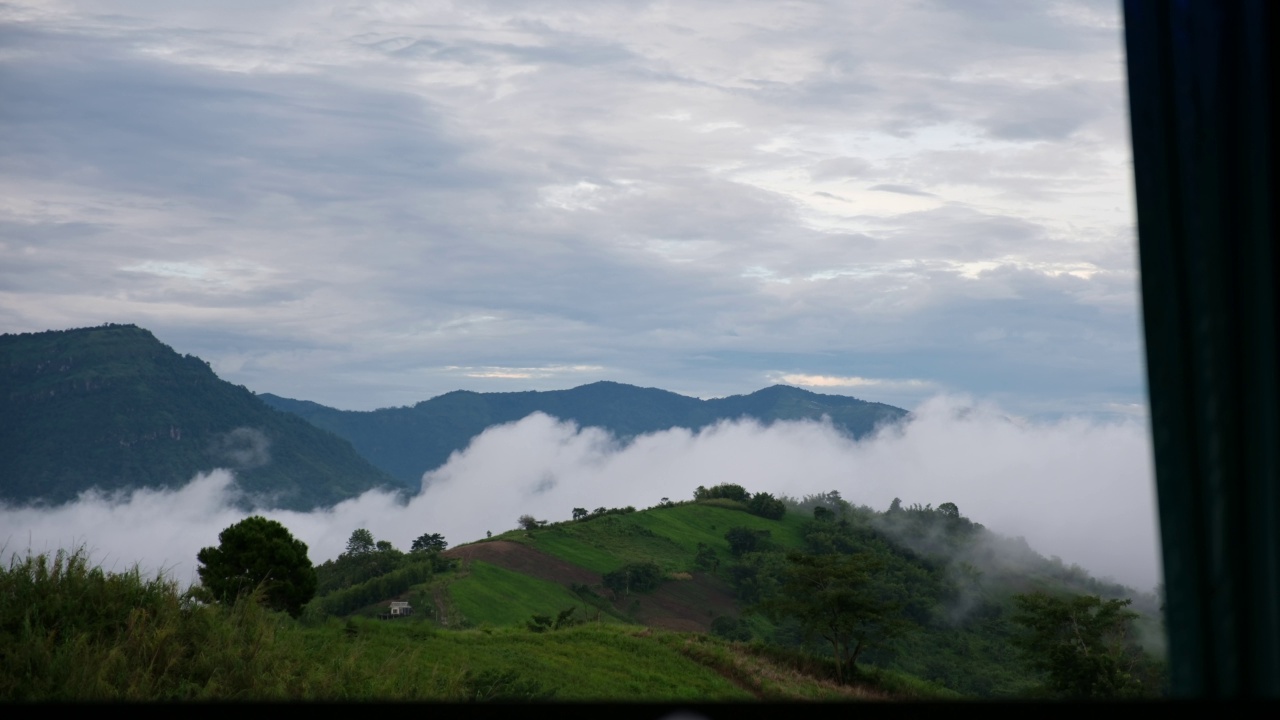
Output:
top-left (412, 532), bottom-right (447, 553)
top-left (196, 515), bottom-right (316, 618)
top-left (694, 542), bottom-right (719, 572)
top-left (725, 527), bottom-right (772, 557)
top-left (755, 551), bottom-right (906, 684)
top-left (602, 561), bottom-right (663, 596)
top-left (517, 515), bottom-right (545, 531)
top-left (1012, 592), bottom-right (1157, 698)
top-left (345, 528), bottom-right (375, 556)
top-left (696, 483), bottom-right (749, 503)
top-left (572, 507), bottom-right (588, 521)
top-left (747, 491), bottom-right (786, 520)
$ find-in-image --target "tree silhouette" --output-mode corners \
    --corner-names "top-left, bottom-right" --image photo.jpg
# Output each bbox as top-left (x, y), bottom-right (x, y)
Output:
top-left (345, 528), bottom-right (375, 556)
top-left (196, 515), bottom-right (316, 618)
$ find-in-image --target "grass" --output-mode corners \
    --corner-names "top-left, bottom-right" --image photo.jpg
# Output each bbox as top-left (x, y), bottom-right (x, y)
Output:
top-left (447, 560), bottom-right (616, 627)
top-left (315, 623), bottom-right (755, 700)
top-left (502, 503), bottom-right (809, 575)
top-left (2, 544), bottom-right (964, 701)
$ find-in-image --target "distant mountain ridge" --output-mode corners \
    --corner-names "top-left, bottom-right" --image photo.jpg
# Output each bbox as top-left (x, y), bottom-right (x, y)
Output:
top-left (1, 323), bottom-right (908, 508)
top-left (0, 324), bottom-right (399, 509)
top-left (259, 381), bottom-right (908, 488)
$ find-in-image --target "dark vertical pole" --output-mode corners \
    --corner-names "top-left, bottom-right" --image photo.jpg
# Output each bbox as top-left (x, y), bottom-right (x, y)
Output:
top-left (1124, 0), bottom-right (1279, 697)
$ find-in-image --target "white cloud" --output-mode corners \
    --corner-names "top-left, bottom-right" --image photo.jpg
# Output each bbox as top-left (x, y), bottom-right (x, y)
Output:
top-left (771, 373), bottom-right (934, 390)
top-left (0, 0), bottom-right (1142, 416)
top-left (1, 395), bottom-right (1161, 593)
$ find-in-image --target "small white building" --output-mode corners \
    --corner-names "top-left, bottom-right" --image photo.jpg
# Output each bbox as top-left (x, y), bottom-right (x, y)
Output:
top-left (389, 601), bottom-right (412, 617)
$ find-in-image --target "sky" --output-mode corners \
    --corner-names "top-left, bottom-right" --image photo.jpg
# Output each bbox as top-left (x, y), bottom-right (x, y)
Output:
top-left (0, 2), bottom-right (1162, 590)
top-left (0, 0), bottom-right (1142, 418)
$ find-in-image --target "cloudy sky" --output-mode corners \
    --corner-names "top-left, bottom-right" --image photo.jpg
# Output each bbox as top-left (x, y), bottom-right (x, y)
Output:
top-left (1, 1), bottom-right (1167, 591)
top-left (0, 0), bottom-right (1142, 417)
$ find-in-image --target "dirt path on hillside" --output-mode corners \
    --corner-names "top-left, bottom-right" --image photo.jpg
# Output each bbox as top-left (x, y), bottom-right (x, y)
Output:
top-left (443, 542), bottom-right (743, 635)
top-left (445, 541), bottom-right (601, 586)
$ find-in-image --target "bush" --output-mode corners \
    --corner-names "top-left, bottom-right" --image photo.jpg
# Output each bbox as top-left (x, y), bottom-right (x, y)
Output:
top-left (747, 492), bottom-right (786, 520)
top-left (602, 561), bottom-right (664, 595)
top-left (694, 484), bottom-right (750, 503)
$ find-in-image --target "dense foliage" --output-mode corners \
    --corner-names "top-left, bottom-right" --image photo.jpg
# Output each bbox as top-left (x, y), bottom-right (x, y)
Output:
top-left (2, 480), bottom-right (1167, 700)
top-left (602, 561), bottom-right (664, 595)
top-left (0, 548), bottom-right (775, 701)
top-left (196, 516), bottom-right (316, 618)
top-left (261, 382), bottom-right (907, 486)
top-left (1012, 592), bottom-right (1165, 698)
top-left (0, 324), bottom-right (400, 509)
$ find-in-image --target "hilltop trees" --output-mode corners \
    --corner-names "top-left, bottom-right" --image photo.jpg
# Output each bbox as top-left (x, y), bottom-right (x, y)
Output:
top-left (694, 483), bottom-right (749, 503)
top-left (693, 484), bottom-right (785, 520)
top-left (346, 528), bottom-right (375, 556)
top-left (746, 492), bottom-right (786, 520)
top-left (196, 516), bottom-right (316, 618)
top-left (412, 532), bottom-right (447, 554)
top-left (517, 515), bottom-right (547, 531)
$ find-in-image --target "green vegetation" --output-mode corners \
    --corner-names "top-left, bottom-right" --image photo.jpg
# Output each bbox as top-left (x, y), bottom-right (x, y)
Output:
top-left (0, 546), bottom-right (763, 700)
top-left (196, 516), bottom-right (316, 618)
top-left (1012, 592), bottom-right (1166, 698)
top-left (756, 551), bottom-right (907, 684)
top-left (261, 380), bottom-right (907, 486)
top-left (448, 561), bottom-right (591, 627)
top-left (2, 482), bottom-right (1168, 701)
top-left (0, 324), bottom-right (400, 509)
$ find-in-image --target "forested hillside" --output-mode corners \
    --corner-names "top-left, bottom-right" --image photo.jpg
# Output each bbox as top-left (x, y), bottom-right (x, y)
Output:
top-left (260, 381), bottom-right (907, 486)
top-left (0, 324), bottom-right (400, 509)
top-left (300, 487), bottom-right (1166, 699)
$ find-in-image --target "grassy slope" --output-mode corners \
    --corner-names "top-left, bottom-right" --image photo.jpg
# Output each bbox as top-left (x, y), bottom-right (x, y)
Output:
top-left (492, 503), bottom-right (807, 574)
top-left (447, 560), bottom-right (617, 627)
top-left (297, 620), bottom-right (756, 701)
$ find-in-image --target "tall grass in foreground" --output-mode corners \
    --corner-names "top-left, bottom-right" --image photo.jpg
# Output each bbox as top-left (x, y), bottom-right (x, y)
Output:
top-left (2, 547), bottom-right (300, 699)
top-left (0, 546), bottom-right (933, 701)
top-left (0, 547), bottom-right (468, 700)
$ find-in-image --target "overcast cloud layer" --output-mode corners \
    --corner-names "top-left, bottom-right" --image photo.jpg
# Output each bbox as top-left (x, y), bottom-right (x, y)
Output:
top-left (0, 1), bottom-right (1141, 417)
top-left (1, 397), bottom-right (1161, 593)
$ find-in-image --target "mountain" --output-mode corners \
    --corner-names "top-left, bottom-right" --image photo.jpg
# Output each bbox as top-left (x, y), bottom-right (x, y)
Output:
top-left (260, 381), bottom-right (908, 487)
top-left (0, 324), bottom-right (400, 509)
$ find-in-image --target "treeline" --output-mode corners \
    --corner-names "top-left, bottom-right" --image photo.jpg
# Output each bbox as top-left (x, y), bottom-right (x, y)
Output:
top-left (310, 560), bottom-right (439, 617)
top-left (694, 483), bottom-right (787, 519)
top-left (309, 528), bottom-right (454, 617)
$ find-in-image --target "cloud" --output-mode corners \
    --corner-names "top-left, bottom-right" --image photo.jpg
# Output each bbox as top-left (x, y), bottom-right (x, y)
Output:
top-left (0, 1), bottom-right (1143, 419)
top-left (868, 184), bottom-right (936, 198)
top-left (0, 395), bottom-right (1161, 593)
top-left (770, 374), bottom-right (933, 390)
top-left (207, 427), bottom-right (271, 470)
top-left (439, 364), bottom-right (606, 380)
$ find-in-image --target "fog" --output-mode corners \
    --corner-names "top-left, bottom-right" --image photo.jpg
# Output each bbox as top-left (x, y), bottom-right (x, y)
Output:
top-left (1, 396), bottom-right (1160, 592)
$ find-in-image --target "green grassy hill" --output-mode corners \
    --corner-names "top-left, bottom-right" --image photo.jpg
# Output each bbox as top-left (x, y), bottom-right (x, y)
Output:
top-left (2, 489), bottom-right (1165, 700)
top-left (305, 491), bottom-right (1167, 699)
